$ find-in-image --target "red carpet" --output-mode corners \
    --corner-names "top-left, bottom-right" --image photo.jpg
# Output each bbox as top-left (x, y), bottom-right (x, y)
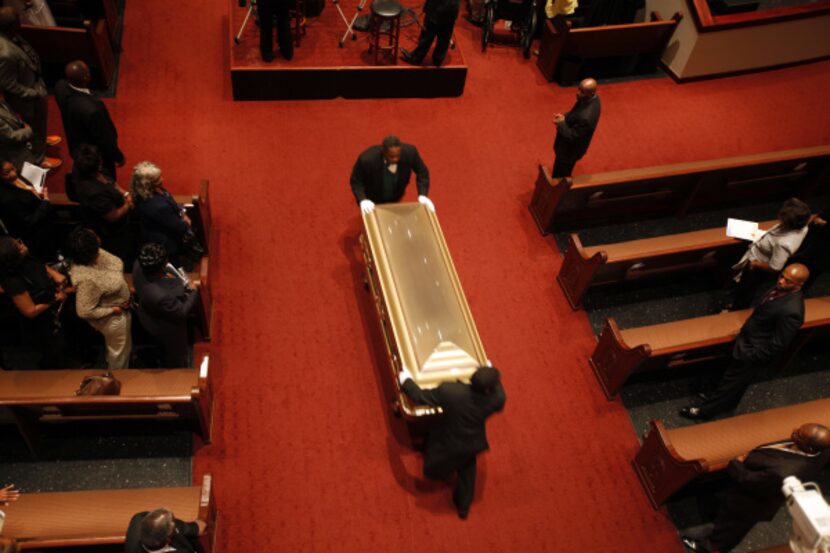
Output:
top-left (44, 1), bottom-right (830, 551)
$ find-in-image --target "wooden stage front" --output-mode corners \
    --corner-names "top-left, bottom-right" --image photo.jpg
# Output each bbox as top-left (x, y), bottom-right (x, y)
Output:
top-left (228, 0), bottom-right (468, 100)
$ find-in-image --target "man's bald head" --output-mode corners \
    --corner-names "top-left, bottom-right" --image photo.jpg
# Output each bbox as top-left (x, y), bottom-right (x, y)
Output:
top-left (0, 7), bottom-right (19, 34)
top-left (793, 423), bottom-right (830, 454)
top-left (577, 78), bottom-right (598, 100)
top-left (139, 508), bottom-right (176, 550)
top-left (777, 263), bottom-right (810, 291)
top-left (65, 60), bottom-right (91, 88)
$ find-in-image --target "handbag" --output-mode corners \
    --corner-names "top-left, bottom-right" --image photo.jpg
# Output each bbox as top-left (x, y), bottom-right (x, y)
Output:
top-left (75, 372), bottom-right (122, 396)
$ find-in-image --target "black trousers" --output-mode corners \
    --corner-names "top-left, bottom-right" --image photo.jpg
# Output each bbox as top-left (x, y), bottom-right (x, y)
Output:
top-left (259, 0), bottom-right (294, 60)
top-left (423, 443), bottom-right (478, 513)
top-left (8, 95), bottom-right (48, 161)
top-left (552, 157), bottom-right (576, 178)
top-left (699, 359), bottom-right (762, 416)
top-left (410, 18), bottom-right (455, 66)
top-left (709, 514), bottom-right (758, 552)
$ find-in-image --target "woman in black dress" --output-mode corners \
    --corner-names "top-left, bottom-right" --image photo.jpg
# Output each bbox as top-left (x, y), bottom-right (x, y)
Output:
top-left (0, 159), bottom-right (55, 260)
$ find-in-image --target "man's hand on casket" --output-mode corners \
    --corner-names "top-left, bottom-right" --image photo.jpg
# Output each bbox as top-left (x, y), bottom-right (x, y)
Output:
top-left (398, 367), bottom-right (413, 386)
top-left (360, 199), bottom-right (376, 214)
top-left (418, 195), bottom-right (435, 212)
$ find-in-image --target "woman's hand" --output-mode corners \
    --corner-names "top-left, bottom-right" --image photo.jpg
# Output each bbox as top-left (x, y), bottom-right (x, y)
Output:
top-left (54, 289), bottom-right (67, 302)
top-left (1, 484), bottom-right (20, 504)
top-left (111, 306), bottom-right (123, 315)
top-left (41, 185), bottom-right (49, 201)
top-left (183, 213), bottom-right (192, 226)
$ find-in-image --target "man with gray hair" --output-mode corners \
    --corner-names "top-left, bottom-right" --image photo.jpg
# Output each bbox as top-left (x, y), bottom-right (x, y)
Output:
top-left (125, 508), bottom-right (205, 553)
top-left (350, 135), bottom-right (433, 214)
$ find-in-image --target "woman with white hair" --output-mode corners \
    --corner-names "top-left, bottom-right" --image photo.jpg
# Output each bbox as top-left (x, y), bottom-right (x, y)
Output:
top-left (130, 161), bottom-right (196, 269)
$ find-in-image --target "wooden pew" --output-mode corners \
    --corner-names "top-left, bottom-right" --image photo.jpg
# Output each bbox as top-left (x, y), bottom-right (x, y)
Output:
top-left (49, 179), bottom-right (213, 257)
top-left (0, 345), bottom-right (214, 458)
top-left (0, 473), bottom-right (217, 551)
top-left (632, 398), bottom-right (830, 507)
top-left (589, 297), bottom-right (830, 398)
top-left (18, 19), bottom-right (115, 89)
top-left (529, 146), bottom-right (830, 234)
top-left (557, 220), bottom-right (777, 309)
top-left (536, 12), bottom-right (682, 85)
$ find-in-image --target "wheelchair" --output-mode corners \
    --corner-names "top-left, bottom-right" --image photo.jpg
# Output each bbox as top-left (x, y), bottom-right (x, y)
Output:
top-left (480, 0), bottom-right (539, 59)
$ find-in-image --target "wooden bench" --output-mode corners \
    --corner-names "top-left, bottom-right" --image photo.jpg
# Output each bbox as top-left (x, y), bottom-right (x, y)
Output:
top-left (0, 473), bottom-right (217, 551)
top-left (0, 345), bottom-right (214, 458)
top-left (557, 220), bottom-right (777, 309)
top-left (536, 12), bottom-right (682, 85)
top-left (632, 398), bottom-right (830, 507)
top-left (529, 145), bottom-right (830, 234)
top-left (19, 19), bottom-right (115, 89)
top-left (589, 297), bottom-right (830, 398)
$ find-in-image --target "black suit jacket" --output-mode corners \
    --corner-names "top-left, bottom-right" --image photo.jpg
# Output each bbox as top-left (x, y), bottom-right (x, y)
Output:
top-left (54, 79), bottom-right (124, 166)
top-left (732, 288), bottom-right (804, 363)
top-left (350, 144), bottom-right (429, 204)
top-left (124, 512), bottom-right (200, 553)
top-left (723, 444), bottom-right (830, 522)
top-left (402, 378), bottom-right (506, 456)
top-left (553, 95), bottom-right (601, 163)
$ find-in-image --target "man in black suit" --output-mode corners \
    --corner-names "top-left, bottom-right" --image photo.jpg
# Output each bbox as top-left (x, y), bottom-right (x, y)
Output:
top-left (399, 365), bottom-right (506, 519)
top-left (680, 263), bottom-right (809, 421)
top-left (258, 0), bottom-right (293, 62)
top-left (125, 508), bottom-right (205, 553)
top-left (400, 0), bottom-right (460, 67)
top-left (682, 423), bottom-right (830, 553)
top-left (552, 78), bottom-right (601, 178)
top-left (54, 60), bottom-right (124, 178)
top-left (132, 243), bottom-right (199, 368)
top-left (350, 135), bottom-right (433, 214)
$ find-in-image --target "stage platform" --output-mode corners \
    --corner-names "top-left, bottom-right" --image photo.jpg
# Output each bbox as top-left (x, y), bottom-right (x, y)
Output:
top-left (228, 0), bottom-right (468, 100)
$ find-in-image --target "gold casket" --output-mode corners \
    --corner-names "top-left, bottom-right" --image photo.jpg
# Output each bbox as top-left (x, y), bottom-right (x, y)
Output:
top-left (360, 203), bottom-right (488, 419)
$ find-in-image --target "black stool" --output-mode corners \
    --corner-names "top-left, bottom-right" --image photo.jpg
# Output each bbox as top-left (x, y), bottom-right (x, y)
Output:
top-left (368, 0), bottom-right (402, 65)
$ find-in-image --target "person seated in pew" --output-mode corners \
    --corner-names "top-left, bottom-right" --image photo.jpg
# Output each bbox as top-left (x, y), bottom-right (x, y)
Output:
top-left (0, 236), bottom-right (72, 368)
top-left (728, 197), bottom-right (811, 310)
top-left (682, 423), bottom-right (830, 553)
top-left (0, 159), bottom-right (55, 260)
top-left (70, 144), bottom-right (135, 265)
top-left (125, 507), bottom-right (206, 553)
top-left (680, 263), bottom-right (809, 421)
top-left (66, 226), bottom-right (132, 369)
top-left (132, 243), bottom-right (199, 368)
top-left (130, 161), bottom-right (201, 272)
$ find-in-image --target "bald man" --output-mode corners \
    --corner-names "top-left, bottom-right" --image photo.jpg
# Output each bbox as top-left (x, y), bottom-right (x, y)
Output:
top-left (683, 423), bottom-right (830, 553)
top-left (681, 264), bottom-right (809, 420)
top-left (54, 60), bottom-right (124, 178)
top-left (124, 508), bottom-right (205, 553)
top-left (552, 78), bottom-right (601, 178)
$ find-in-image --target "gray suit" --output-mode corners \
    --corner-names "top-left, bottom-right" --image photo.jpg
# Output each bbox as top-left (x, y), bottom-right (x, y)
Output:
top-left (0, 31), bottom-right (47, 160)
top-left (0, 98), bottom-right (35, 168)
top-left (132, 261), bottom-right (199, 367)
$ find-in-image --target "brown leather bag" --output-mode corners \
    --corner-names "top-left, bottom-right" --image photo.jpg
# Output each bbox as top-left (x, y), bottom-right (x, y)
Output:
top-left (75, 372), bottom-right (122, 396)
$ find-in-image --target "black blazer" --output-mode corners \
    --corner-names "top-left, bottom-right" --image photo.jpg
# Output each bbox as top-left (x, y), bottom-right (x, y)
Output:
top-left (723, 444), bottom-right (830, 521)
top-left (402, 378), bottom-right (506, 456)
top-left (733, 288), bottom-right (804, 363)
top-left (135, 191), bottom-right (190, 256)
top-left (553, 95), bottom-right (601, 163)
top-left (54, 79), bottom-right (124, 165)
top-left (350, 144), bottom-right (429, 204)
top-left (124, 512), bottom-right (200, 553)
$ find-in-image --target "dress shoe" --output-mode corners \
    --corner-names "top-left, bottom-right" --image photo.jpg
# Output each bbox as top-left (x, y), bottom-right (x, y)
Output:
top-left (40, 156), bottom-right (62, 170)
top-left (679, 406), bottom-right (710, 421)
top-left (400, 48), bottom-right (421, 66)
top-left (46, 135), bottom-right (62, 147)
top-left (261, 50), bottom-right (276, 62)
top-left (681, 536), bottom-right (711, 552)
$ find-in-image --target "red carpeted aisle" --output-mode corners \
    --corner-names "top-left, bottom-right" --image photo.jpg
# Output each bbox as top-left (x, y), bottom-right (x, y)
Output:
top-left (46, 1), bottom-right (830, 551)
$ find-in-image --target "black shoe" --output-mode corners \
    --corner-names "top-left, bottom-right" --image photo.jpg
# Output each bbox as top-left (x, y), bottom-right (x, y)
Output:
top-left (681, 536), bottom-right (711, 552)
top-left (452, 493), bottom-right (469, 520)
top-left (697, 391), bottom-right (711, 401)
top-left (432, 58), bottom-right (444, 68)
top-left (400, 48), bottom-right (421, 66)
top-left (679, 406), bottom-right (710, 421)
top-left (261, 50), bottom-right (276, 62)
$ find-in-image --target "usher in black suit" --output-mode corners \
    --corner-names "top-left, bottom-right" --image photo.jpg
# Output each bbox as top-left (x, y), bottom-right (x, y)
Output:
top-left (350, 144), bottom-right (430, 204)
top-left (698, 287), bottom-right (804, 416)
top-left (708, 444), bottom-right (830, 552)
top-left (402, 375), bottom-right (506, 515)
top-left (54, 79), bottom-right (124, 178)
top-left (552, 94), bottom-right (601, 177)
top-left (124, 512), bottom-right (200, 553)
